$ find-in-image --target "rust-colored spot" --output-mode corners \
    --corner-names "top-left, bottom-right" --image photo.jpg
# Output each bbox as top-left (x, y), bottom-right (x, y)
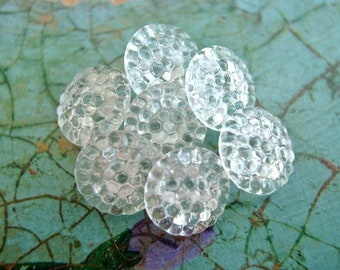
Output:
top-left (273, 261), bottom-right (282, 270)
top-left (74, 240), bottom-right (81, 248)
top-left (62, 0), bottom-right (81, 7)
top-left (112, 29), bottom-right (123, 38)
top-left (110, 0), bottom-right (129, 5)
top-left (89, 243), bottom-right (94, 247)
top-left (318, 157), bottom-right (339, 172)
top-left (57, 137), bottom-right (80, 155)
top-left (36, 141), bottom-right (50, 153)
top-left (248, 210), bottom-right (268, 227)
top-left (248, 197), bottom-right (270, 227)
top-left (29, 168), bottom-right (37, 175)
top-left (37, 14), bottom-right (54, 24)
top-left (257, 197), bottom-right (270, 215)
top-left (248, 216), bottom-right (262, 228)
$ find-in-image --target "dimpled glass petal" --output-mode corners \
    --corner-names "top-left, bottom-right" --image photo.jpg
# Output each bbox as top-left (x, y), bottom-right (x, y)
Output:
top-left (219, 107), bottom-right (294, 195)
top-left (185, 46), bottom-right (256, 131)
top-left (75, 130), bottom-right (163, 215)
top-left (144, 147), bottom-right (230, 236)
top-left (57, 66), bottom-right (131, 146)
top-left (124, 23), bottom-right (198, 94)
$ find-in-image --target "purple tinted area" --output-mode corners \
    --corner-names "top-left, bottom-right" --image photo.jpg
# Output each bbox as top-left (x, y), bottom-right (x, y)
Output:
top-left (128, 217), bottom-right (215, 269)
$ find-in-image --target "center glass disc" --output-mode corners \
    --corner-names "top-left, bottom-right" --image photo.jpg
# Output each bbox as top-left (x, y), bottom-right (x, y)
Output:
top-left (124, 82), bottom-right (207, 154)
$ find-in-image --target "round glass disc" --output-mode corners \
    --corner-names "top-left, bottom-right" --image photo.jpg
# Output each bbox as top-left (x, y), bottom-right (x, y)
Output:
top-left (124, 82), bottom-right (207, 154)
top-left (75, 130), bottom-right (163, 215)
top-left (124, 23), bottom-right (198, 94)
top-left (219, 107), bottom-right (294, 195)
top-left (185, 46), bottom-right (256, 131)
top-left (57, 66), bottom-right (131, 146)
top-left (144, 147), bottom-right (230, 236)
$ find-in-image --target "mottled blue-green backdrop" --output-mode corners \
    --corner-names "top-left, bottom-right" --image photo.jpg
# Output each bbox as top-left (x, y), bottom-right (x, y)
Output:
top-left (0, 0), bottom-right (339, 269)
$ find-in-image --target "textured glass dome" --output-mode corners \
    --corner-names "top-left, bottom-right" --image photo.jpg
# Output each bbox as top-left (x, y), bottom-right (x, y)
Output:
top-left (219, 107), bottom-right (294, 195)
top-left (75, 130), bottom-right (162, 215)
top-left (57, 66), bottom-right (131, 146)
top-left (124, 23), bottom-right (198, 94)
top-left (185, 46), bottom-right (255, 131)
top-left (144, 147), bottom-right (230, 236)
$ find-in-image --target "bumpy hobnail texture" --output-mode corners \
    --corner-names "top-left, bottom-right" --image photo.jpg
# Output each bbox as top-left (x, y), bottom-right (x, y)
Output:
top-left (124, 23), bottom-right (198, 94)
top-left (219, 107), bottom-right (294, 195)
top-left (185, 46), bottom-right (256, 131)
top-left (144, 147), bottom-right (230, 236)
top-left (74, 130), bottom-right (162, 215)
top-left (124, 82), bottom-right (207, 154)
top-left (57, 66), bottom-right (131, 146)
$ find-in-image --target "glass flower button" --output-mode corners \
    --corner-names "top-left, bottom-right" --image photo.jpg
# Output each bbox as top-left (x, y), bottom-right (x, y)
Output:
top-left (219, 107), bottom-right (295, 195)
top-left (57, 65), bottom-right (131, 146)
top-left (124, 23), bottom-right (198, 95)
top-left (74, 130), bottom-right (163, 215)
top-left (144, 147), bottom-right (230, 236)
top-left (185, 46), bottom-right (256, 131)
top-left (124, 82), bottom-right (207, 154)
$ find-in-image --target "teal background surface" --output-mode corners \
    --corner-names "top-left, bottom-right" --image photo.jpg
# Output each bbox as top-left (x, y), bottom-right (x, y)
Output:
top-left (0, 0), bottom-right (339, 269)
